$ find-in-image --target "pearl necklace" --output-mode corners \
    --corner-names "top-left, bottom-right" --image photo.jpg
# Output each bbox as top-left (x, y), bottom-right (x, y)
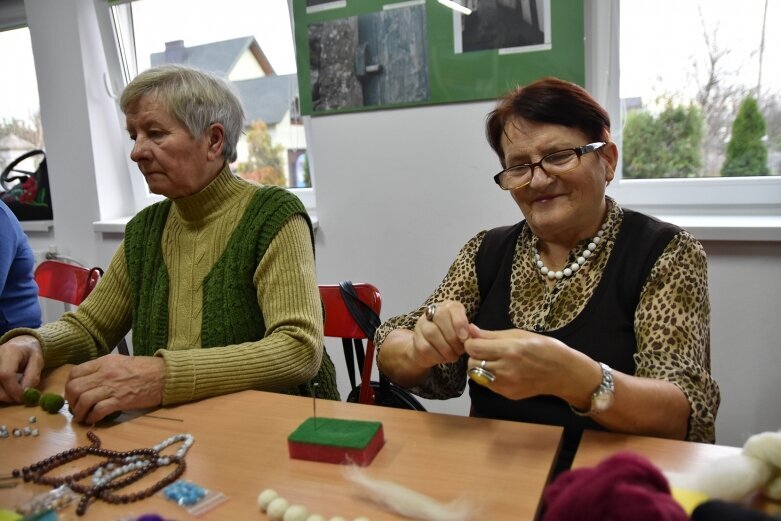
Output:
top-left (535, 222), bottom-right (608, 280)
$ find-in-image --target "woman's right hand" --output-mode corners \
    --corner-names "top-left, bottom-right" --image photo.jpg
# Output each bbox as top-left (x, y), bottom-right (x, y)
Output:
top-left (410, 300), bottom-right (470, 368)
top-left (0, 335), bottom-right (45, 403)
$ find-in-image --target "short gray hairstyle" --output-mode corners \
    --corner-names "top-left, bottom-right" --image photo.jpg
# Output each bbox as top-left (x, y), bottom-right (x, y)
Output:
top-left (120, 64), bottom-right (245, 162)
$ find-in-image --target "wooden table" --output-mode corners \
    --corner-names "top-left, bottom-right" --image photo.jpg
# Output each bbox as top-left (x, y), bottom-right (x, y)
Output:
top-left (0, 367), bottom-right (563, 520)
top-left (572, 430), bottom-right (742, 472)
top-left (572, 429), bottom-right (781, 515)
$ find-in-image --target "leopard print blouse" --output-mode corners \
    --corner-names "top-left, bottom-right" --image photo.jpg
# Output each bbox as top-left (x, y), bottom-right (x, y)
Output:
top-left (375, 199), bottom-right (720, 443)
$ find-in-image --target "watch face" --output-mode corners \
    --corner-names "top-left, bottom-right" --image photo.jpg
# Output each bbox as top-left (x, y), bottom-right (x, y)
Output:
top-left (593, 390), bottom-right (614, 412)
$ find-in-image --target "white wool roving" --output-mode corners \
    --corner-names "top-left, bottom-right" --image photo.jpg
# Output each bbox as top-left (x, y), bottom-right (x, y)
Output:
top-left (665, 429), bottom-right (781, 502)
top-left (343, 466), bottom-right (477, 521)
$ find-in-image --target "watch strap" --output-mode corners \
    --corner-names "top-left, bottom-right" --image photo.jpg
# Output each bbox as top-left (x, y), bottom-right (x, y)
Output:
top-left (570, 362), bottom-right (614, 417)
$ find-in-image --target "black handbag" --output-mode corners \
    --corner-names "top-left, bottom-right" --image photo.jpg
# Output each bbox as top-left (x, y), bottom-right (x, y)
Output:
top-left (338, 281), bottom-right (426, 411)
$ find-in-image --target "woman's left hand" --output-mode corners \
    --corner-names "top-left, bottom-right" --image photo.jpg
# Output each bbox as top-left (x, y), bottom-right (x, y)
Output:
top-left (463, 324), bottom-right (599, 402)
top-left (65, 354), bottom-right (166, 424)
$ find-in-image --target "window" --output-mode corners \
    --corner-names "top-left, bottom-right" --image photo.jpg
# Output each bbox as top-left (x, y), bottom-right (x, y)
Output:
top-left (0, 27), bottom-right (46, 195)
top-left (106, 0), bottom-right (314, 211)
top-left (621, 1), bottom-right (780, 180)
top-left (587, 1), bottom-right (781, 218)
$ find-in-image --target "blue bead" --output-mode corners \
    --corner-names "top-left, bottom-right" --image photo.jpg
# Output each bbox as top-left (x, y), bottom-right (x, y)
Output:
top-left (163, 480), bottom-right (206, 506)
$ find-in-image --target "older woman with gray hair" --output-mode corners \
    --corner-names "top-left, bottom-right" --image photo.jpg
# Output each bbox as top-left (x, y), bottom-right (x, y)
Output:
top-left (0, 65), bottom-right (338, 422)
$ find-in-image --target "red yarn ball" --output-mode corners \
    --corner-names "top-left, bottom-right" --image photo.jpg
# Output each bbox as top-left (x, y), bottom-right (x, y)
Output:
top-left (542, 451), bottom-right (689, 521)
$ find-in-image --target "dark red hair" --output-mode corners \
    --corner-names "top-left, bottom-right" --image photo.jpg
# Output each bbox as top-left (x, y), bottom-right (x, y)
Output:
top-left (486, 77), bottom-right (611, 167)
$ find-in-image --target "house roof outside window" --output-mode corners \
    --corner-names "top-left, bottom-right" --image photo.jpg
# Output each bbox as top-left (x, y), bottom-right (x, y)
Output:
top-left (150, 36), bottom-right (298, 126)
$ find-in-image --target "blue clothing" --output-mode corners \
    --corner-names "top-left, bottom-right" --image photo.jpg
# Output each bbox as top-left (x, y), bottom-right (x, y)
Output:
top-left (0, 200), bottom-right (42, 335)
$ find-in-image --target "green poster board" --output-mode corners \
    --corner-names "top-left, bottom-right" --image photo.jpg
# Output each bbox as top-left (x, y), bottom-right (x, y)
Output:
top-left (294, 0), bottom-right (584, 115)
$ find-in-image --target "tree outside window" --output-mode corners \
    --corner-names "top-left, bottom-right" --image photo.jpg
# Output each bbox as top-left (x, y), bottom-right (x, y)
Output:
top-left (620, 1), bottom-right (780, 179)
top-left (722, 97), bottom-right (770, 177)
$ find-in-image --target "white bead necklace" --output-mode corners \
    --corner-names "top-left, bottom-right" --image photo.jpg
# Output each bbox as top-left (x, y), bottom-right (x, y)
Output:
top-left (535, 222), bottom-right (608, 280)
top-left (91, 433), bottom-right (194, 487)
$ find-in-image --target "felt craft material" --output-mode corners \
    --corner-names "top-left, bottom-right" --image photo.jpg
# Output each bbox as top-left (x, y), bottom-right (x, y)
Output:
top-left (283, 505), bottom-right (309, 521)
top-left (691, 499), bottom-right (779, 521)
top-left (259, 489), bottom-right (280, 512)
top-left (665, 430), bottom-right (781, 503)
top-left (542, 452), bottom-right (689, 521)
top-left (268, 497), bottom-right (290, 521)
top-left (0, 509), bottom-right (22, 521)
top-left (670, 486), bottom-right (710, 514)
top-left (39, 392), bottom-right (64, 413)
top-left (344, 466), bottom-right (475, 521)
top-left (305, 516), bottom-right (326, 521)
top-left (22, 387), bottom-right (41, 406)
top-left (288, 417), bottom-right (384, 466)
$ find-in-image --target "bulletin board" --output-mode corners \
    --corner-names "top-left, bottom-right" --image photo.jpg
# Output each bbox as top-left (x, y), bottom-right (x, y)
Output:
top-left (293, 0), bottom-right (584, 115)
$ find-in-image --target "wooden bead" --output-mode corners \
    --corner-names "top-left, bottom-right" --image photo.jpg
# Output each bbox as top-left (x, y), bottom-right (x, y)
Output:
top-left (15, 430), bottom-right (193, 515)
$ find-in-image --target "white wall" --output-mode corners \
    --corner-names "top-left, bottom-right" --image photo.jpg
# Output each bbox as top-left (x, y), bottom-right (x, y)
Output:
top-left (705, 241), bottom-right (781, 444)
top-left (228, 49), bottom-right (267, 81)
top-left (19, 0), bottom-right (781, 448)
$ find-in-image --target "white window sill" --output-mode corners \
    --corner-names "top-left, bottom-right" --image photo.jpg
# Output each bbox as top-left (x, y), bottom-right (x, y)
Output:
top-left (91, 213), bottom-right (779, 241)
top-left (92, 216), bottom-right (132, 234)
top-left (21, 220), bottom-right (54, 233)
top-left (645, 214), bottom-right (781, 242)
top-left (93, 213), bottom-right (320, 235)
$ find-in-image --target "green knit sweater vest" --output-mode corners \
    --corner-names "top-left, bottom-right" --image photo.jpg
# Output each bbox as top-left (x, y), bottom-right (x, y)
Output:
top-left (124, 184), bottom-right (339, 400)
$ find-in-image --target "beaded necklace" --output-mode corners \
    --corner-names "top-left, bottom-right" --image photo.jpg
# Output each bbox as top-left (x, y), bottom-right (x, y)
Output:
top-left (12, 431), bottom-right (194, 516)
top-left (534, 221), bottom-right (608, 280)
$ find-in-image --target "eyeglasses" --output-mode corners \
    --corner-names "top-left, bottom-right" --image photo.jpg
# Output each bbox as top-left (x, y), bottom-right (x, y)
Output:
top-left (493, 142), bottom-right (607, 190)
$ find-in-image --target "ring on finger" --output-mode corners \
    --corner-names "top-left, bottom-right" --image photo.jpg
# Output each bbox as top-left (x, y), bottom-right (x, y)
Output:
top-left (425, 303), bottom-right (437, 322)
top-left (468, 360), bottom-right (496, 386)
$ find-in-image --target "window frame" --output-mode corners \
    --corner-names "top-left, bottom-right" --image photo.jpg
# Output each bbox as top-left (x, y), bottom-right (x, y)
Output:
top-left (585, 0), bottom-right (781, 219)
top-left (96, 1), bottom-right (780, 221)
top-left (96, 0), bottom-right (316, 214)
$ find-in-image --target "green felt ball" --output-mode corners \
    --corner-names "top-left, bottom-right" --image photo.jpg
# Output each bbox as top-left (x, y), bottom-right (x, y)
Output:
top-left (40, 392), bottom-right (65, 413)
top-left (22, 387), bottom-right (41, 406)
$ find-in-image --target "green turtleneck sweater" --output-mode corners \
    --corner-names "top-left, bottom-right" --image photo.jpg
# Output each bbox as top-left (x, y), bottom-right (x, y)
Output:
top-left (2, 167), bottom-right (332, 404)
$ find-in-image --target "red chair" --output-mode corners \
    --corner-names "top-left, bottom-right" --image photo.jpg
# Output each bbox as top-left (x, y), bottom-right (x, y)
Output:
top-left (319, 283), bottom-right (381, 405)
top-left (34, 260), bottom-right (103, 306)
top-left (34, 260), bottom-right (129, 355)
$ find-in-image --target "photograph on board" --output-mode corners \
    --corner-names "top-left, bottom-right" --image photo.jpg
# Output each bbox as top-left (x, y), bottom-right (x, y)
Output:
top-left (454, 0), bottom-right (551, 54)
top-left (308, 3), bottom-right (429, 112)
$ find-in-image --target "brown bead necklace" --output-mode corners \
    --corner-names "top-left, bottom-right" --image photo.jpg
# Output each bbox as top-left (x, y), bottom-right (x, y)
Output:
top-left (12, 430), bottom-right (193, 515)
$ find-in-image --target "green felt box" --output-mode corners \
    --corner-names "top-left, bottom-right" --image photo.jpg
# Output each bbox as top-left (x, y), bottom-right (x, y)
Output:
top-left (287, 417), bottom-right (385, 466)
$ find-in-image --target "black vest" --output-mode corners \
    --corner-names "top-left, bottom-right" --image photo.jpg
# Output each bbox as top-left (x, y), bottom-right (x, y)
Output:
top-left (472, 209), bottom-right (679, 470)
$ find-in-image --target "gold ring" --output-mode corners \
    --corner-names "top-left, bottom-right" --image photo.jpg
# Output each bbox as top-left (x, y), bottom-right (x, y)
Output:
top-left (425, 303), bottom-right (437, 321)
top-left (468, 366), bottom-right (496, 386)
